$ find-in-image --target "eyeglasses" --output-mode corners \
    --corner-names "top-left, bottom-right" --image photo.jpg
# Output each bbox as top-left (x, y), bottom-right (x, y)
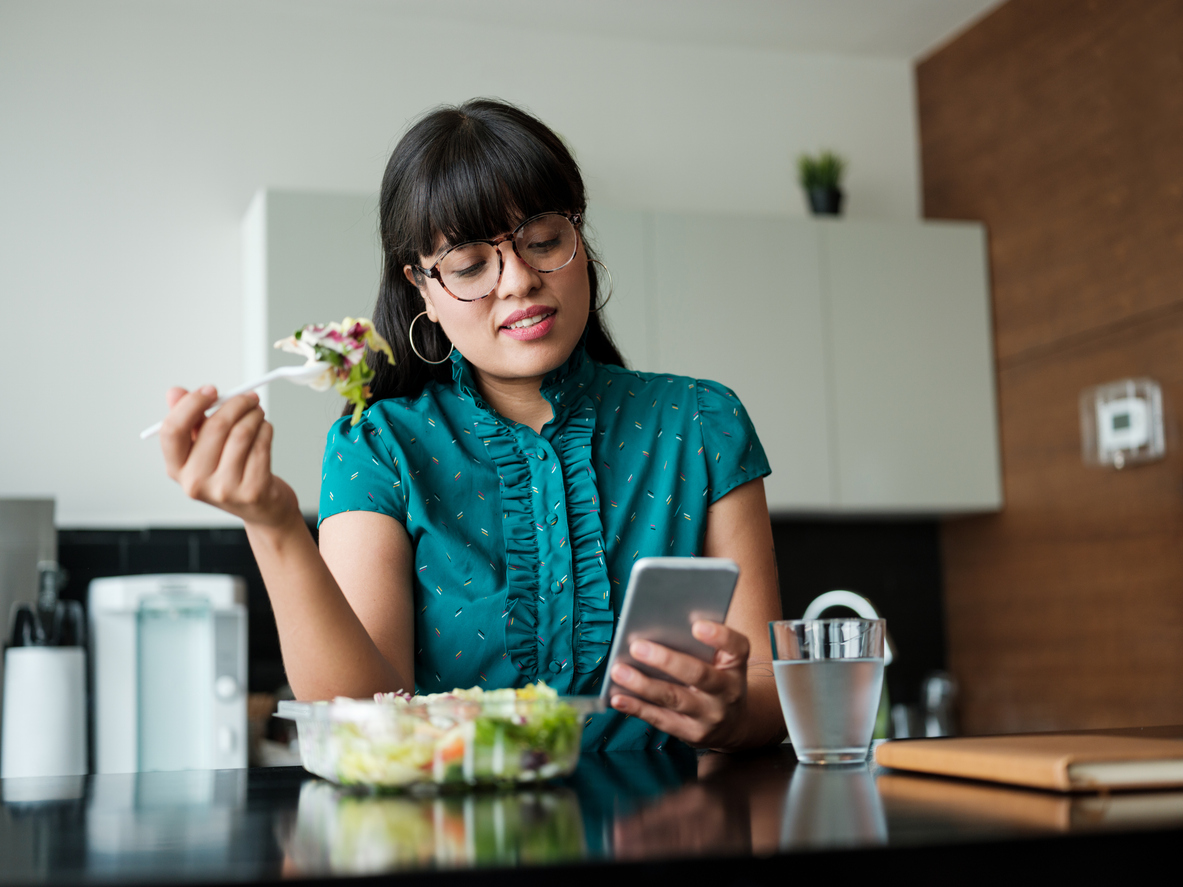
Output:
top-left (418, 211), bottom-right (582, 302)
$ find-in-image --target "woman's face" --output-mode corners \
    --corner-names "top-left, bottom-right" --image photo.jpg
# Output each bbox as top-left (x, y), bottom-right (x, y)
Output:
top-left (404, 219), bottom-right (591, 390)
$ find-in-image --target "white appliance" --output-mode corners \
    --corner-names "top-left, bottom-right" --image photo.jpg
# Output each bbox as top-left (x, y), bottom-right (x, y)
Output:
top-left (89, 574), bottom-right (247, 773)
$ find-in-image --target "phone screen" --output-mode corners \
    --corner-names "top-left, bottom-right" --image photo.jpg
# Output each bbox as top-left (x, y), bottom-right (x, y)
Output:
top-left (599, 557), bottom-right (739, 704)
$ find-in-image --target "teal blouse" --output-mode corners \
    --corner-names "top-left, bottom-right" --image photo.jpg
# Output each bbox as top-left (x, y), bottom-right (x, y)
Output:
top-left (318, 343), bottom-right (770, 750)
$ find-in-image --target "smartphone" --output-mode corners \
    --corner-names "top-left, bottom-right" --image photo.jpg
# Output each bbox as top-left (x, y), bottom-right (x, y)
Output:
top-left (599, 556), bottom-right (740, 705)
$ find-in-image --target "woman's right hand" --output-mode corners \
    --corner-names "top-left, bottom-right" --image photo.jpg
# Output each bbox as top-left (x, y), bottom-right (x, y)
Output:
top-left (159, 385), bottom-right (299, 528)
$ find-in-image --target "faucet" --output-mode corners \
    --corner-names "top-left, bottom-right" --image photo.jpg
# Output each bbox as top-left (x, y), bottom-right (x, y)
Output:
top-left (800, 590), bottom-right (895, 740)
top-left (800, 590), bottom-right (895, 666)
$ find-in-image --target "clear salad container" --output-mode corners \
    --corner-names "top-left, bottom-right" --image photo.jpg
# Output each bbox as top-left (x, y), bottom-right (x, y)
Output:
top-left (276, 684), bottom-right (601, 790)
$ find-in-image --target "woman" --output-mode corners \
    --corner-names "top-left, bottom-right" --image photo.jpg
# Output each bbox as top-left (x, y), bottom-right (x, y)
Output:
top-left (160, 99), bottom-right (784, 751)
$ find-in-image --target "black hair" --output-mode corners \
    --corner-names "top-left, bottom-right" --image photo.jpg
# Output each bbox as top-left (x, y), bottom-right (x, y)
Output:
top-left (362, 98), bottom-right (624, 406)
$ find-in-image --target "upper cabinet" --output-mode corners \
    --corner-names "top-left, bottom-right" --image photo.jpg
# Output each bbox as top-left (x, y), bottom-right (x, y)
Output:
top-left (585, 207), bottom-right (1002, 515)
top-left (822, 220), bottom-right (1000, 511)
top-left (247, 191), bottom-right (1002, 517)
top-left (649, 213), bottom-right (836, 511)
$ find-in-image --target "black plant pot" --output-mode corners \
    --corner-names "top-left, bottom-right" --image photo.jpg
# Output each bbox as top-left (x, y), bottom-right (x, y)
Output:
top-left (807, 186), bottom-right (844, 216)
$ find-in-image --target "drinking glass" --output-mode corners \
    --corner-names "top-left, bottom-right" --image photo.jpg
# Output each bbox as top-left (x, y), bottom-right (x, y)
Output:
top-left (769, 619), bottom-right (885, 765)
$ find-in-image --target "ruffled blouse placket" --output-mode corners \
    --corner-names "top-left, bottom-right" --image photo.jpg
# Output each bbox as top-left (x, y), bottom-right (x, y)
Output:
top-left (450, 349), bottom-right (614, 696)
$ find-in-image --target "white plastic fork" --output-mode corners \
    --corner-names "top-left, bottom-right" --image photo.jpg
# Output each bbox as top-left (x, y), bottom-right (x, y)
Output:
top-left (139, 362), bottom-right (333, 439)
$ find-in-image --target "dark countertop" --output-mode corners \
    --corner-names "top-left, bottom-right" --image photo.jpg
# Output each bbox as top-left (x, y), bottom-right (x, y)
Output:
top-left (3, 738), bottom-right (1182, 885)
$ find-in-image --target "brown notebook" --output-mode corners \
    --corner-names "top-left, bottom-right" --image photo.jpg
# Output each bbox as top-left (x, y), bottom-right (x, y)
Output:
top-left (874, 734), bottom-right (1183, 792)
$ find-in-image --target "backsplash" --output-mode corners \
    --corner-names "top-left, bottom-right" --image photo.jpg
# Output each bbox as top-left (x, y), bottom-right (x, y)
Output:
top-left (57, 519), bottom-right (945, 703)
top-left (57, 526), bottom-right (299, 693)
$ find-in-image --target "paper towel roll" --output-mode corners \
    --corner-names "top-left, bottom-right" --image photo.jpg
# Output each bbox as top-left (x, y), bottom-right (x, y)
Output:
top-left (1, 647), bottom-right (88, 778)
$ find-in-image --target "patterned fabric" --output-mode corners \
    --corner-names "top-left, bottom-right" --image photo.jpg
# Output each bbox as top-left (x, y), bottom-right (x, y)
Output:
top-left (318, 342), bottom-right (770, 750)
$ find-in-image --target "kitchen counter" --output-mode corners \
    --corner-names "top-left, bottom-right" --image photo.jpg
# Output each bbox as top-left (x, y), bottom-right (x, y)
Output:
top-left (2, 737), bottom-right (1182, 884)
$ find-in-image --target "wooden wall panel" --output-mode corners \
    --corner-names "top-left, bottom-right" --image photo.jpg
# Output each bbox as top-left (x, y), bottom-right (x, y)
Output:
top-left (918, 0), bottom-right (1183, 733)
top-left (944, 312), bottom-right (1183, 732)
top-left (920, 0), bottom-right (1183, 364)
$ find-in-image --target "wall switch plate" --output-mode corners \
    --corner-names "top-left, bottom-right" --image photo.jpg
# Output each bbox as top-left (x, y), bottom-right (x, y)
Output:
top-left (1080, 378), bottom-right (1165, 469)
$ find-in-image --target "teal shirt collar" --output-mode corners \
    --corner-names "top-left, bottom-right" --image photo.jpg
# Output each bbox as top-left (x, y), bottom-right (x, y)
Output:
top-left (448, 332), bottom-right (595, 418)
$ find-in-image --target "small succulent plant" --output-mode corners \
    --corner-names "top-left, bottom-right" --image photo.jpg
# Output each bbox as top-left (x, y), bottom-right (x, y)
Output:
top-left (797, 151), bottom-right (847, 190)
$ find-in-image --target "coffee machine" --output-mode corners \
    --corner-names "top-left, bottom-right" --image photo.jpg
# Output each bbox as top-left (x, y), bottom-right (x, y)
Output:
top-left (89, 574), bottom-right (247, 773)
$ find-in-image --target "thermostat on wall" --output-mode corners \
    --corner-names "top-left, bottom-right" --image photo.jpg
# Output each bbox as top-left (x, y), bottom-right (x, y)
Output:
top-left (1080, 378), bottom-right (1165, 469)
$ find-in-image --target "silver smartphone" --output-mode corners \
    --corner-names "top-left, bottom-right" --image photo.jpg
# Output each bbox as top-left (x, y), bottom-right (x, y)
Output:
top-left (599, 556), bottom-right (740, 705)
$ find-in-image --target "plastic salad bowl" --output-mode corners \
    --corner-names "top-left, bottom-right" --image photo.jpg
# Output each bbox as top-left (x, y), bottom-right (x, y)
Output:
top-left (276, 683), bottom-right (601, 790)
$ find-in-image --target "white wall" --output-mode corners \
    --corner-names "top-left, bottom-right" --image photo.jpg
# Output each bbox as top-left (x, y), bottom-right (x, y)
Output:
top-left (0, 0), bottom-right (921, 527)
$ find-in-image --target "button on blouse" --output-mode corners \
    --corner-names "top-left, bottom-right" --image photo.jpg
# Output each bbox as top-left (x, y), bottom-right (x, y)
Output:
top-left (318, 343), bottom-right (770, 750)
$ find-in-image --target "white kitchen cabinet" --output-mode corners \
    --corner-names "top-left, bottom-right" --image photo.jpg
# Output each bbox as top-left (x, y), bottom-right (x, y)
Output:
top-left (583, 207), bottom-right (655, 373)
top-left (244, 190), bottom-right (1001, 516)
top-left (591, 209), bottom-right (1001, 514)
top-left (242, 189), bottom-right (382, 516)
top-left (822, 220), bottom-right (1001, 511)
top-left (649, 212), bottom-right (836, 511)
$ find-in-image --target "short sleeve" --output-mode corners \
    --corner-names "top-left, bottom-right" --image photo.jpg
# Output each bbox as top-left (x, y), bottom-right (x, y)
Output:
top-left (317, 413), bottom-right (406, 527)
top-left (696, 379), bottom-right (771, 503)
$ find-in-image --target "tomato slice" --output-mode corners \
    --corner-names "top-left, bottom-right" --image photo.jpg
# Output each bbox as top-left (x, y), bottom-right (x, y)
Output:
top-left (439, 734), bottom-right (466, 764)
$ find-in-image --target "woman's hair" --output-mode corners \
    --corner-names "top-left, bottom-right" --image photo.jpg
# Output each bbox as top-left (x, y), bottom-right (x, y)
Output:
top-left (363, 98), bottom-right (625, 405)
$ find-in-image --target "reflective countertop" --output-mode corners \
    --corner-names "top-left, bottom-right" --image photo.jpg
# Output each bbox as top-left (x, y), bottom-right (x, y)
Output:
top-left (3, 742), bottom-right (1182, 884)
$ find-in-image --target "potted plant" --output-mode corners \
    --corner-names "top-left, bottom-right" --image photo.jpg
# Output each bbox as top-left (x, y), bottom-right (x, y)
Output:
top-left (797, 151), bottom-right (847, 216)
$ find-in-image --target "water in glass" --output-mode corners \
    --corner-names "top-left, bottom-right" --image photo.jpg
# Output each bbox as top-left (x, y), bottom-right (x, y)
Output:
top-left (774, 658), bottom-right (884, 764)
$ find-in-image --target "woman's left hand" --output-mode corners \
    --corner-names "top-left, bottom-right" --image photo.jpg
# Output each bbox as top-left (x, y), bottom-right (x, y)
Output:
top-left (608, 619), bottom-right (751, 749)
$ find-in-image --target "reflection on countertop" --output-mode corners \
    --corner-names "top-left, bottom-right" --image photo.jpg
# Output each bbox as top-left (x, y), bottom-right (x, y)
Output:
top-left (284, 783), bottom-right (586, 874)
top-left (878, 771), bottom-right (1183, 834)
top-left (3, 746), bottom-right (1183, 884)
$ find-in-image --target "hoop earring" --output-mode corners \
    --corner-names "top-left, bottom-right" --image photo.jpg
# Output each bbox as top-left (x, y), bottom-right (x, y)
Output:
top-left (588, 259), bottom-right (613, 312)
top-left (408, 311), bottom-right (454, 365)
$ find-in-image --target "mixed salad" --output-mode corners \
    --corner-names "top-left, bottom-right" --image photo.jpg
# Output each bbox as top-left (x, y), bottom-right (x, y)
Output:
top-left (287, 682), bottom-right (584, 789)
top-left (274, 317), bottom-right (394, 424)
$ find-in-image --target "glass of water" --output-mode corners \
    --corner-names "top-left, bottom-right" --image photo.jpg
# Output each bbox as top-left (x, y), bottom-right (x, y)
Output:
top-left (769, 619), bottom-right (885, 765)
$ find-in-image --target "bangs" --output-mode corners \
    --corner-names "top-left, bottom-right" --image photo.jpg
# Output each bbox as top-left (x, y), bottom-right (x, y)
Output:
top-left (404, 105), bottom-right (584, 260)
